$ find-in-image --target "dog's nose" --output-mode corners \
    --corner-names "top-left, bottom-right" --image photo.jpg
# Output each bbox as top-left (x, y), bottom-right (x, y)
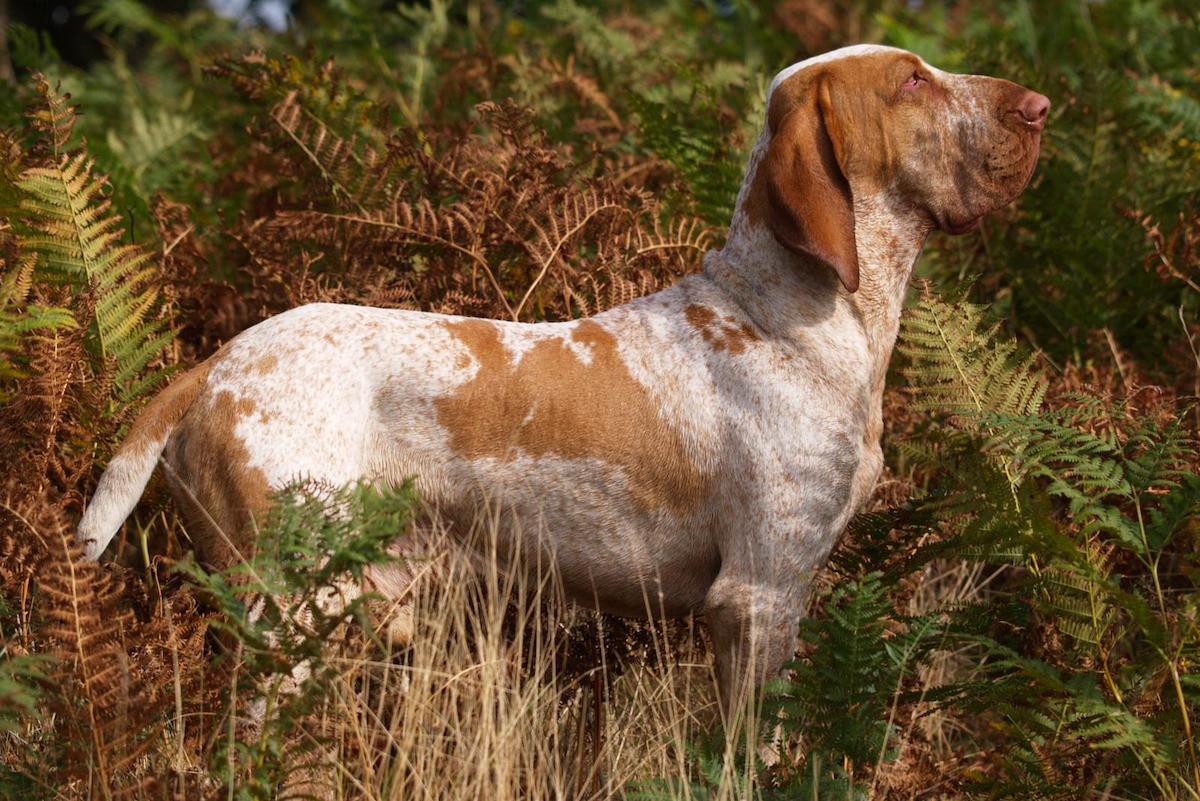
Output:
top-left (1013, 91), bottom-right (1050, 130)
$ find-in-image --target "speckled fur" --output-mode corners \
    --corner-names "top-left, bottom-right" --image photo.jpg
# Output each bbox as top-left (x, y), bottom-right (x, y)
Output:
top-left (77, 46), bottom-right (1045, 713)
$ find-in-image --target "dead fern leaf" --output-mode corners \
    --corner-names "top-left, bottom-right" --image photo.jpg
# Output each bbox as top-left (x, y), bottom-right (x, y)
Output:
top-left (515, 189), bottom-right (630, 320)
top-left (39, 531), bottom-right (160, 792)
top-left (270, 91), bottom-right (396, 212)
top-left (631, 216), bottom-right (715, 263)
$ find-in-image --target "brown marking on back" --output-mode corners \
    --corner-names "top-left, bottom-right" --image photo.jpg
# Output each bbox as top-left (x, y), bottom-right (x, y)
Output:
top-left (685, 304), bottom-right (760, 355)
top-left (434, 318), bottom-right (710, 514)
top-left (163, 387), bottom-right (271, 570)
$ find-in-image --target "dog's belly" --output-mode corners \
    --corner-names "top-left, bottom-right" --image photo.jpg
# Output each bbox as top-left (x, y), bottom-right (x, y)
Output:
top-left (549, 525), bottom-right (722, 618)
top-left (425, 460), bottom-right (723, 618)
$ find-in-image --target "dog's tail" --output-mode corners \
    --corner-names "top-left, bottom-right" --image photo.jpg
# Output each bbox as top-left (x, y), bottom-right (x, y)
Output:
top-left (77, 361), bottom-right (212, 560)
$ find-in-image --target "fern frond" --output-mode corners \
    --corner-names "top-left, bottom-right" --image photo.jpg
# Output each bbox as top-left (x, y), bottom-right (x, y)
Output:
top-left (918, 452), bottom-right (1049, 564)
top-left (629, 216), bottom-right (715, 263)
top-left (0, 254), bottom-right (75, 395)
top-left (105, 106), bottom-right (203, 194)
top-left (1131, 76), bottom-right (1200, 142)
top-left (175, 481), bottom-right (414, 795)
top-left (15, 75), bottom-right (172, 403)
top-left (516, 189), bottom-right (629, 319)
top-left (1039, 542), bottom-right (1117, 649)
top-left (0, 648), bottom-right (46, 734)
top-left (629, 65), bottom-right (747, 226)
top-left (1144, 472), bottom-right (1200, 552)
top-left (538, 54), bottom-right (622, 129)
top-left (765, 572), bottom-right (945, 774)
top-left (981, 409), bottom-right (1182, 552)
top-left (1124, 414), bottom-right (1192, 493)
top-left (270, 91), bottom-right (395, 212)
top-left (540, 0), bottom-right (639, 71)
top-left (834, 504), bottom-right (936, 578)
top-left (25, 75), bottom-right (77, 155)
top-left (900, 282), bottom-right (1047, 421)
top-left (39, 530), bottom-right (161, 786)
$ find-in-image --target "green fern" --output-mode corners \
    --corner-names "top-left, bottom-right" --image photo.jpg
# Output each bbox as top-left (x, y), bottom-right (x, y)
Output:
top-left (0, 617), bottom-right (47, 734)
top-left (540, 0), bottom-right (640, 74)
top-left (14, 75), bottom-right (172, 403)
top-left (829, 503), bottom-right (935, 580)
top-left (631, 76), bottom-right (746, 226)
top-left (984, 406), bottom-right (1198, 557)
top-left (964, 642), bottom-right (1179, 797)
top-left (105, 106), bottom-right (203, 198)
top-left (1039, 543), bottom-right (1117, 650)
top-left (176, 480), bottom-right (414, 797)
top-left (900, 282), bottom-right (1047, 421)
top-left (86, 0), bottom-right (189, 55)
top-left (766, 575), bottom-right (913, 777)
top-left (0, 254), bottom-right (75, 399)
top-left (918, 453), bottom-right (1054, 564)
top-left (890, 280), bottom-right (1200, 797)
top-left (1130, 77), bottom-right (1200, 143)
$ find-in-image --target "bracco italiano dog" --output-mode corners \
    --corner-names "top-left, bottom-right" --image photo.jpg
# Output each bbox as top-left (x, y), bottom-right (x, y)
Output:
top-left (78, 45), bottom-right (1048, 712)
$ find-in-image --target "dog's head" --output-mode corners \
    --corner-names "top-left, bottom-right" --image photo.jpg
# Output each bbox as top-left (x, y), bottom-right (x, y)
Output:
top-left (755, 45), bottom-right (1048, 292)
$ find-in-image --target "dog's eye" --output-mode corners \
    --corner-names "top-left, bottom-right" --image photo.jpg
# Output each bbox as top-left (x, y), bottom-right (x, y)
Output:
top-left (901, 72), bottom-right (927, 90)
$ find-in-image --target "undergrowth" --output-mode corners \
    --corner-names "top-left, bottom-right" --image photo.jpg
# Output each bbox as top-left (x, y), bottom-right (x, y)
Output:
top-left (0, 1), bottom-right (1197, 799)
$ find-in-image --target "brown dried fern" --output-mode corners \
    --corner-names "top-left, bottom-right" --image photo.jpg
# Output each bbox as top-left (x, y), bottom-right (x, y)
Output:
top-left (270, 91), bottom-right (398, 212)
top-left (38, 530), bottom-right (161, 794)
top-left (201, 58), bottom-right (711, 333)
top-left (0, 288), bottom-right (97, 497)
top-left (515, 189), bottom-right (630, 320)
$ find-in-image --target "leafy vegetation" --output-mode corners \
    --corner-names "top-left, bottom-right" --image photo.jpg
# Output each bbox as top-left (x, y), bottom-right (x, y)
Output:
top-left (0, 1), bottom-right (1196, 799)
top-left (175, 481), bottom-right (415, 798)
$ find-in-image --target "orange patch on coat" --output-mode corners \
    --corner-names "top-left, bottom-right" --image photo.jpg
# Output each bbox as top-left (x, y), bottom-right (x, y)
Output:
top-left (250, 354), bottom-right (278, 375)
top-left (685, 305), bottom-right (760, 355)
top-left (163, 387), bottom-right (271, 569)
top-left (434, 319), bottom-right (710, 514)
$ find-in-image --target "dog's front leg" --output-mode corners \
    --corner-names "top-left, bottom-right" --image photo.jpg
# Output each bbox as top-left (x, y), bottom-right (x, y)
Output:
top-left (703, 567), bottom-right (807, 725)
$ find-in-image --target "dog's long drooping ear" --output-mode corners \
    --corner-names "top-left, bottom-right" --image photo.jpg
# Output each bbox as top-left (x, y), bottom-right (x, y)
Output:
top-left (763, 76), bottom-right (859, 293)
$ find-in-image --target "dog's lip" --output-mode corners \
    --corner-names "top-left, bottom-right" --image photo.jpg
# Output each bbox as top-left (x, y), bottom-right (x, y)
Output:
top-left (940, 214), bottom-right (982, 235)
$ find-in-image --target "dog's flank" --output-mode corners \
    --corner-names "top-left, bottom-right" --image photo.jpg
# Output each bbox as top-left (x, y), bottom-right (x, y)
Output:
top-left (77, 44), bottom-right (1047, 713)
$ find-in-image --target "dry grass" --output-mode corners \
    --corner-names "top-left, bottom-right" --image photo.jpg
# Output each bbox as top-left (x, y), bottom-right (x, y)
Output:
top-left (306, 513), bottom-right (774, 801)
top-left (215, 514), bottom-right (768, 800)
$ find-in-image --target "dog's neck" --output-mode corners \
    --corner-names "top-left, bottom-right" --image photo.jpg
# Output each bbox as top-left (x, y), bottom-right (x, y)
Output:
top-left (705, 134), bottom-right (930, 385)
